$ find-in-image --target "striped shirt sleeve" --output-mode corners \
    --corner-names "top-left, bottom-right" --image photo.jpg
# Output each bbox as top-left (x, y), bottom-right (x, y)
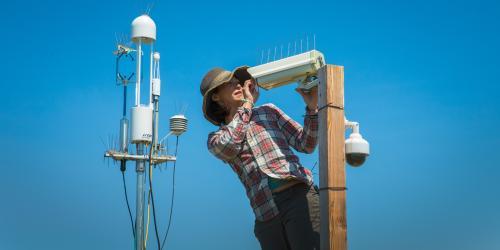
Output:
top-left (207, 107), bottom-right (252, 162)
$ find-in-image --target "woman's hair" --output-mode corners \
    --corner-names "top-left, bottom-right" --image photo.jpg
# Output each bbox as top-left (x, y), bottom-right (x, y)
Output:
top-left (209, 87), bottom-right (229, 125)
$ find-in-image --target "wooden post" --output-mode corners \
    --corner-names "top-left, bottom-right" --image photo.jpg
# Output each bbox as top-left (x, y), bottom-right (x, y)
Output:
top-left (318, 65), bottom-right (347, 250)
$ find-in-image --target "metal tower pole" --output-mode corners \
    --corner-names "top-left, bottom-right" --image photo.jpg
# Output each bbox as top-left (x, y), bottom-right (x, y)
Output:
top-left (135, 144), bottom-right (146, 250)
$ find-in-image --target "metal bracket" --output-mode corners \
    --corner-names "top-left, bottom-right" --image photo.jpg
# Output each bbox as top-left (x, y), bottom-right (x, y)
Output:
top-left (105, 150), bottom-right (176, 165)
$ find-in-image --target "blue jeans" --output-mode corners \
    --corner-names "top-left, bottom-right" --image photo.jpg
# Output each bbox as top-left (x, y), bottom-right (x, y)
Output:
top-left (254, 183), bottom-right (320, 250)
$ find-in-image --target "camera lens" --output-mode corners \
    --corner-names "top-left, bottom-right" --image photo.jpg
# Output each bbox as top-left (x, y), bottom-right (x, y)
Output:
top-left (346, 153), bottom-right (367, 167)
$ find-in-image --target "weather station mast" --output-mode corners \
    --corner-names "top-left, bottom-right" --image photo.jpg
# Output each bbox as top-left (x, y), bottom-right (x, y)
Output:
top-left (105, 14), bottom-right (188, 250)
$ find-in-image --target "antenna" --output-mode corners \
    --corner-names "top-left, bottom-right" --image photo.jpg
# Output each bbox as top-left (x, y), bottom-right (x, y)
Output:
top-left (144, 1), bottom-right (156, 15)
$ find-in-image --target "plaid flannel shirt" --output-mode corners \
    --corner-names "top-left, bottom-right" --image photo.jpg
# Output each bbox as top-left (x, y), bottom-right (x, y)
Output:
top-left (207, 103), bottom-right (318, 221)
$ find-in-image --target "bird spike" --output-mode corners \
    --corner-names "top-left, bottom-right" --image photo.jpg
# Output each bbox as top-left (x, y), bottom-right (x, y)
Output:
top-left (313, 34), bottom-right (316, 50)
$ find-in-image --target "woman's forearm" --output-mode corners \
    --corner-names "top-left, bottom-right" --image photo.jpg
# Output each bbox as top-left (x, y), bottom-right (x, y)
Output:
top-left (207, 107), bottom-right (252, 161)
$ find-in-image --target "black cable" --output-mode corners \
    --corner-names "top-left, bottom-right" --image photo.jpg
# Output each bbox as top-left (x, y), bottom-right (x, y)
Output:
top-left (121, 170), bottom-right (135, 239)
top-left (122, 85), bottom-right (127, 117)
top-left (307, 161), bottom-right (318, 192)
top-left (317, 103), bottom-right (344, 112)
top-left (161, 136), bottom-right (179, 250)
top-left (149, 139), bottom-right (162, 249)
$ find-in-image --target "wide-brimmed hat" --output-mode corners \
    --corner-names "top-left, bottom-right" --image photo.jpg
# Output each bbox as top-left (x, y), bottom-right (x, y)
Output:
top-left (200, 65), bottom-right (251, 126)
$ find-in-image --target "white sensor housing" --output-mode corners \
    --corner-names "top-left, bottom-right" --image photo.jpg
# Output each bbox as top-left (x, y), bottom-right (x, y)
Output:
top-left (131, 15), bottom-right (156, 44)
top-left (247, 50), bottom-right (325, 90)
top-left (152, 52), bottom-right (161, 97)
top-left (131, 106), bottom-right (153, 143)
top-left (170, 115), bottom-right (188, 136)
top-left (152, 79), bottom-right (161, 96)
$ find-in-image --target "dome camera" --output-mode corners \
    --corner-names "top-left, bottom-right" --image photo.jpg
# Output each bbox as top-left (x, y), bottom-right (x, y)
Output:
top-left (345, 119), bottom-right (370, 167)
top-left (345, 132), bottom-right (369, 167)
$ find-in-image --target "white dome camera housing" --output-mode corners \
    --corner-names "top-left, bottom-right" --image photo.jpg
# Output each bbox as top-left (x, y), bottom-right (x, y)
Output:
top-left (345, 132), bottom-right (369, 167)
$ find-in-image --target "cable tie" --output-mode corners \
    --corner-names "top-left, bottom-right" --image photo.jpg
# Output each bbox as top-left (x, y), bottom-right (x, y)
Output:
top-left (319, 186), bottom-right (348, 191)
top-left (318, 103), bottom-right (344, 112)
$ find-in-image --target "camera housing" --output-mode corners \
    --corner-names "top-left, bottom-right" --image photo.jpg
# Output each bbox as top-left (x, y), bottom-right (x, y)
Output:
top-left (345, 120), bottom-right (370, 167)
top-left (247, 50), bottom-right (325, 90)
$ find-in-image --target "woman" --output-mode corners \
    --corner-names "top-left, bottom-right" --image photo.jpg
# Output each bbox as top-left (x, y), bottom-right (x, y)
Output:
top-left (200, 66), bottom-right (320, 250)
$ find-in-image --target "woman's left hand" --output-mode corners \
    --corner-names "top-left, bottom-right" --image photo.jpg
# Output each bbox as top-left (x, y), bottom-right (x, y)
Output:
top-left (296, 86), bottom-right (318, 111)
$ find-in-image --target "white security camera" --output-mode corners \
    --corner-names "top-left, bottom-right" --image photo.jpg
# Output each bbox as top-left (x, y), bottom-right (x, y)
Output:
top-left (345, 119), bottom-right (370, 167)
top-left (247, 50), bottom-right (325, 90)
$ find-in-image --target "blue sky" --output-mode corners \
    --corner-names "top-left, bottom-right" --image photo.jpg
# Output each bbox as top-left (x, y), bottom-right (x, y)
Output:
top-left (1, 0), bottom-right (499, 249)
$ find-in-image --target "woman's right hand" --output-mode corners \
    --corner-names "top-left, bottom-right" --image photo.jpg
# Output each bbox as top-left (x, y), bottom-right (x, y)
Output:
top-left (242, 79), bottom-right (259, 105)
